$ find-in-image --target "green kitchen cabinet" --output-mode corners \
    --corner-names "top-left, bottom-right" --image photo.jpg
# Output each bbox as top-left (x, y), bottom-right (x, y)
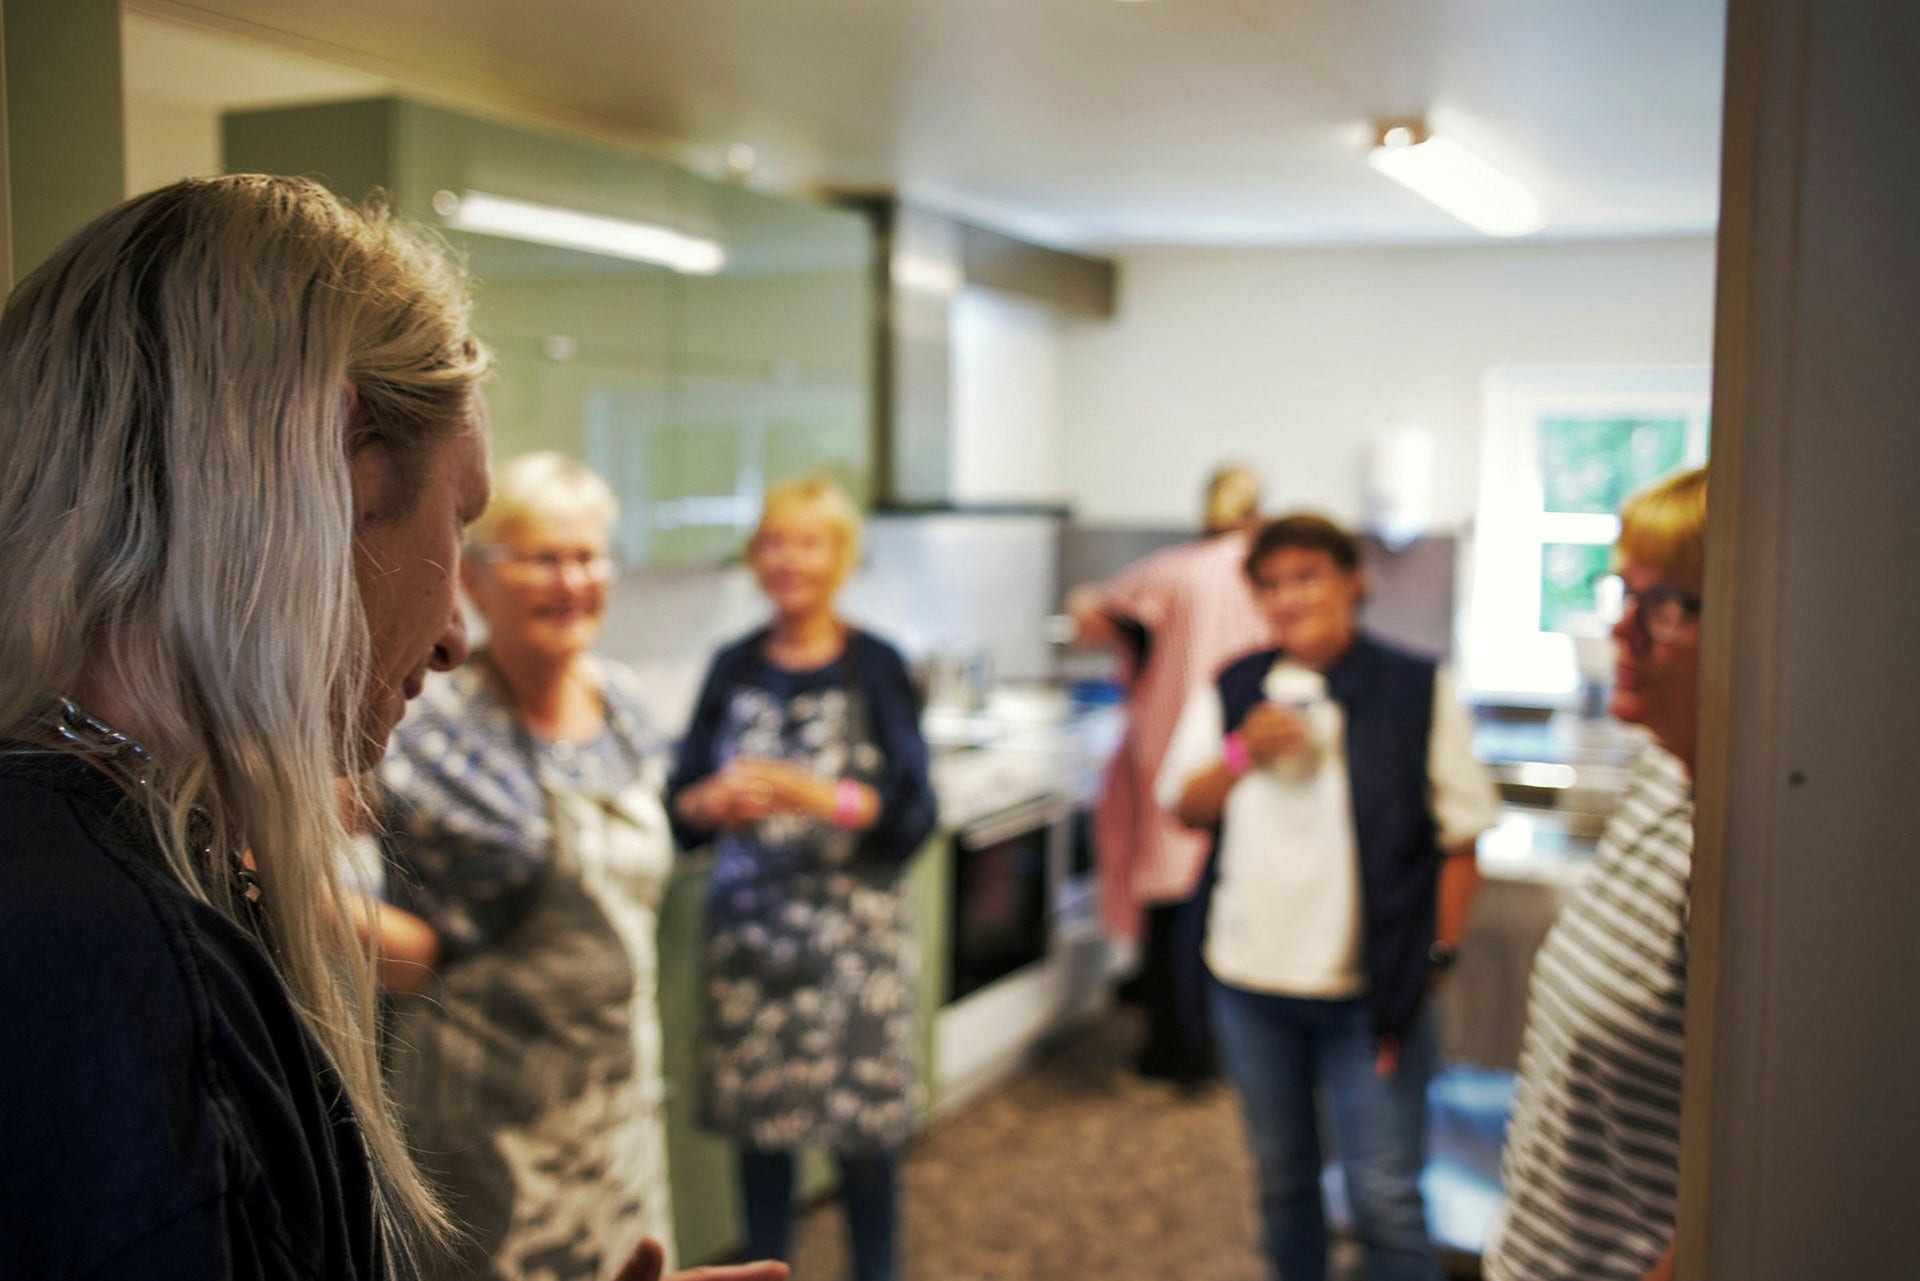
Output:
top-left (654, 858), bottom-right (738, 1266)
top-left (222, 98), bottom-right (873, 562)
top-left (908, 833), bottom-right (954, 1115)
top-left (655, 833), bottom-right (951, 1264)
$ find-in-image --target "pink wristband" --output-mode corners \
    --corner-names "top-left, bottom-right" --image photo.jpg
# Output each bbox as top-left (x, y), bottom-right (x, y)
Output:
top-left (1222, 731), bottom-right (1251, 777)
top-left (834, 778), bottom-right (864, 830)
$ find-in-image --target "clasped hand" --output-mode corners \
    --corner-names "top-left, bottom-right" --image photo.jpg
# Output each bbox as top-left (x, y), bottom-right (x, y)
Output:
top-left (694, 758), bottom-right (818, 830)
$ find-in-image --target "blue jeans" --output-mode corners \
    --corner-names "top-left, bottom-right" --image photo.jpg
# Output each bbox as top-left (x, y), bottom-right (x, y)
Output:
top-left (1209, 979), bottom-right (1442, 1281)
top-left (739, 1148), bottom-right (900, 1281)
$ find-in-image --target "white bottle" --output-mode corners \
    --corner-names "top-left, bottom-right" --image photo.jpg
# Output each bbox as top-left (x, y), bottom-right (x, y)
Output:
top-left (1260, 662), bottom-right (1331, 775)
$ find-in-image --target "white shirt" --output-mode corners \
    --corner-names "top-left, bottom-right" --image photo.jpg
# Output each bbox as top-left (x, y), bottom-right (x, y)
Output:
top-left (1155, 660), bottom-right (1497, 998)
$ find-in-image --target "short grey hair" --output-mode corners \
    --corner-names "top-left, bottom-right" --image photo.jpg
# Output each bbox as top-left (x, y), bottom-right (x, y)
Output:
top-left (467, 452), bottom-right (619, 552)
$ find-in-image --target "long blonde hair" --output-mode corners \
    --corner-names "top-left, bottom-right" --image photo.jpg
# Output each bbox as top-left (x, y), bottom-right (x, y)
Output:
top-left (0, 176), bottom-right (490, 1261)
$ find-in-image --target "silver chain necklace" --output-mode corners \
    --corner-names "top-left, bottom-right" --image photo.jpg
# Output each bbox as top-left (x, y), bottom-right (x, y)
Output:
top-left (40, 697), bottom-right (265, 911)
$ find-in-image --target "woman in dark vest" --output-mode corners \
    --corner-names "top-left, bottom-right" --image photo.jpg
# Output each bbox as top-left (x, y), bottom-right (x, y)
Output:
top-left (1157, 514), bottom-right (1497, 1281)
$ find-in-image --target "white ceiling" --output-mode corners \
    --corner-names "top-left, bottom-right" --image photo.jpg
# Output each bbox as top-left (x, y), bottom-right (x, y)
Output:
top-left (125, 0), bottom-right (1726, 251)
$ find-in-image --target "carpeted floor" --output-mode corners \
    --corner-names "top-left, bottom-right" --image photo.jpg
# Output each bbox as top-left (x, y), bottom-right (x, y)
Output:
top-left (788, 1006), bottom-right (1377, 1281)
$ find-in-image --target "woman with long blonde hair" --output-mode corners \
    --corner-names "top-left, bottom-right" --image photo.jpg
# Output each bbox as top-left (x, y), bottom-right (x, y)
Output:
top-left (0, 176), bottom-right (782, 1281)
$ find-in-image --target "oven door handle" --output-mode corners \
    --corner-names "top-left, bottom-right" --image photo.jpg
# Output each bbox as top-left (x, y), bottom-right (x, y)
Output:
top-left (955, 796), bottom-right (1072, 850)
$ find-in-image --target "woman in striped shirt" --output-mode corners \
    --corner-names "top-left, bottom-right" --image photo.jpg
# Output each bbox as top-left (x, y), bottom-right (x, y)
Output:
top-left (1483, 467), bottom-right (1707, 1281)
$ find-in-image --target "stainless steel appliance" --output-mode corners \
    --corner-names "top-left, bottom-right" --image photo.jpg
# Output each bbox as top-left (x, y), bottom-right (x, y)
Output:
top-left (936, 788), bottom-right (1108, 1107)
top-left (948, 795), bottom-right (1068, 1001)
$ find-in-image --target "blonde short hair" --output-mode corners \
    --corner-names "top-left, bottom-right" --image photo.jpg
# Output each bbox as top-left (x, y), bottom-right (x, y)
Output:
top-left (751, 472), bottom-right (864, 577)
top-left (1204, 465), bottom-right (1261, 534)
top-left (1617, 466), bottom-right (1709, 586)
top-left (467, 452), bottom-right (618, 552)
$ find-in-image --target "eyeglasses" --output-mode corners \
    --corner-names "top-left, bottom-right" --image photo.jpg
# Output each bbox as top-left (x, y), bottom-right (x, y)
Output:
top-left (1601, 574), bottom-right (1701, 643)
top-left (477, 548), bottom-right (618, 584)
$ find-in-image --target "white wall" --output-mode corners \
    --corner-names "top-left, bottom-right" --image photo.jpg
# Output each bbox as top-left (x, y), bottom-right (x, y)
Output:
top-left (123, 97), bottom-right (224, 196)
top-left (950, 286), bottom-right (1064, 504)
top-left (1058, 237), bottom-right (1718, 527)
top-left (120, 12), bottom-right (388, 198)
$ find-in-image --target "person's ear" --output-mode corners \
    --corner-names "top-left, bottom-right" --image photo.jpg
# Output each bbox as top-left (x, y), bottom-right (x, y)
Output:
top-left (348, 442), bottom-right (400, 527)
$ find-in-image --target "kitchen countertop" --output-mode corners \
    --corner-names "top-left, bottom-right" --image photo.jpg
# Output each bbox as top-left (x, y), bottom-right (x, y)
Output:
top-left (1473, 707), bottom-right (1634, 879)
top-left (1478, 805), bottom-right (1600, 885)
top-left (1473, 707), bottom-right (1648, 769)
top-left (924, 689), bottom-right (1123, 829)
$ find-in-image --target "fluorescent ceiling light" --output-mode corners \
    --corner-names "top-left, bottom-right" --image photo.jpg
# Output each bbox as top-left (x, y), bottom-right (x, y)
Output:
top-left (1366, 124), bottom-right (1547, 237)
top-left (433, 189), bottom-right (726, 274)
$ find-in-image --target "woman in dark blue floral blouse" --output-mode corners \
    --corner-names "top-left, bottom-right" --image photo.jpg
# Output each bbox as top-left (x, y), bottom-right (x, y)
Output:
top-left (670, 474), bottom-right (936, 1281)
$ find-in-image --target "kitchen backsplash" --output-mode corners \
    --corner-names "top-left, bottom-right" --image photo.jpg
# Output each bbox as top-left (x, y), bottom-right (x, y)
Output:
top-left (592, 513), bottom-right (1457, 735)
top-left (596, 511), bottom-right (1064, 732)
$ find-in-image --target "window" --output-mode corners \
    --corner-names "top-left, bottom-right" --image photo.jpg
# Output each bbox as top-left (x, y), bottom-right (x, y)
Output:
top-left (1466, 367), bottom-right (1710, 702)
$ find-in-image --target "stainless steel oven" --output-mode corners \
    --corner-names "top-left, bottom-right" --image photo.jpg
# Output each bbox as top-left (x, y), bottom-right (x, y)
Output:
top-left (947, 795), bottom-right (1071, 1002)
top-left (934, 762), bottom-right (1115, 1106)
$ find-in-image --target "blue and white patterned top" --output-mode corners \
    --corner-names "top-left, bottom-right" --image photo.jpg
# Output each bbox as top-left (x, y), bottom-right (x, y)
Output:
top-left (375, 655), bottom-right (665, 960)
top-left (371, 652), bottom-right (679, 1278)
top-left (668, 626), bottom-right (937, 1152)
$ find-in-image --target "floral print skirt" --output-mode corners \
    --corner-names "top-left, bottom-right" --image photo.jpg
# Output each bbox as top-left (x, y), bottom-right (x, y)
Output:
top-left (700, 864), bottom-right (922, 1153)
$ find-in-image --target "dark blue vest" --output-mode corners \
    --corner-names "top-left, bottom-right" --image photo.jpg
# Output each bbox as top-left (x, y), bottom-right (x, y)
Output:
top-left (1205, 632), bottom-right (1442, 1041)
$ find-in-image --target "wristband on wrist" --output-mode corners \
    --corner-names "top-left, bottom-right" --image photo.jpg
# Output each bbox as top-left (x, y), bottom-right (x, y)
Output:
top-left (1222, 731), bottom-right (1252, 778)
top-left (834, 778), bottom-right (864, 830)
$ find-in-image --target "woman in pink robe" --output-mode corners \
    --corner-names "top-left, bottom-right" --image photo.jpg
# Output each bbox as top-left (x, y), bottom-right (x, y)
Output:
top-left (1067, 466), bottom-right (1275, 1081)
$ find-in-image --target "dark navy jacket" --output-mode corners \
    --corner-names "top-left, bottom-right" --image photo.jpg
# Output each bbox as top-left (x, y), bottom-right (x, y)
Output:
top-left (0, 748), bottom-right (390, 1279)
top-left (1205, 632), bottom-right (1444, 1041)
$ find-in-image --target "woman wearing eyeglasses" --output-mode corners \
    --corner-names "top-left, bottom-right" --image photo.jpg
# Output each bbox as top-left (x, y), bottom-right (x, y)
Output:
top-left (365, 452), bottom-right (682, 1279)
top-left (1482, 467), bottom-right (1707, 1281)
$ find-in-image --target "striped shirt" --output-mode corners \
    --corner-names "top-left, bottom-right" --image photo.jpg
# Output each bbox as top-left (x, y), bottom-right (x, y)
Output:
top-left (1483, 742), bottom-right (1693, 1281)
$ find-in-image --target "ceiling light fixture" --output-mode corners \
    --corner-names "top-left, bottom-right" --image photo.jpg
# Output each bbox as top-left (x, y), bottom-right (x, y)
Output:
top-left (433, 189), bottom-right (727, 275)
top-left (1366, 122), bottom-right (1547, 237)
top-left (723, 142), bottom-right (758, 181)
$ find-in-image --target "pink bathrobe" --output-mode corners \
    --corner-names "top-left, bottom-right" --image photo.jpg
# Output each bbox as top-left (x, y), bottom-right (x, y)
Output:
top-left (1094, 531), bottom-right (1275, 941)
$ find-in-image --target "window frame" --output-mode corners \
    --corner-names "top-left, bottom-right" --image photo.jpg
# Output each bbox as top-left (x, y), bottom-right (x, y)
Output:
top-left (1466, 365), bottom-right (1711, 703)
